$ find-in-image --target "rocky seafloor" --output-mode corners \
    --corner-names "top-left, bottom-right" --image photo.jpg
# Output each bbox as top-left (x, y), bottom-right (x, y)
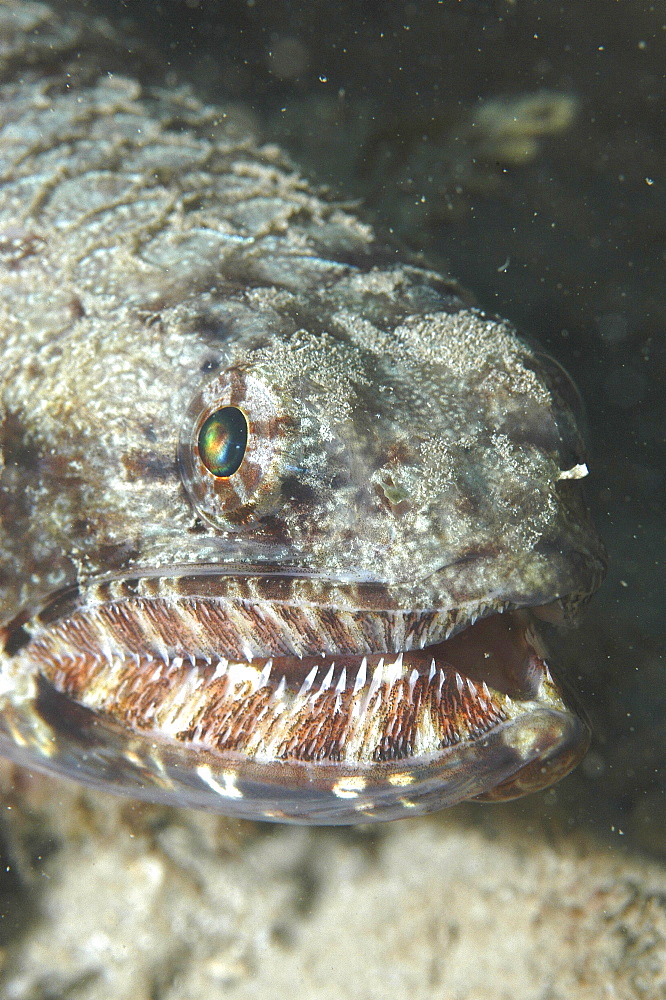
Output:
top-left (0, 1), bottom-right (664, 997)
top-left (0, 765), bottom-right (665, 1000)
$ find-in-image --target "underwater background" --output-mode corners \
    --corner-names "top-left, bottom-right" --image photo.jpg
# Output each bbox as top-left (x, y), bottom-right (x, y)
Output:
top-left (0, 1), bottom-right (664, 996)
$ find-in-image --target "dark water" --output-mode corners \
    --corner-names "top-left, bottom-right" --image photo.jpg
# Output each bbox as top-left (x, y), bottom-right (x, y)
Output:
top-left (98, 0), bottom-right (665, 854)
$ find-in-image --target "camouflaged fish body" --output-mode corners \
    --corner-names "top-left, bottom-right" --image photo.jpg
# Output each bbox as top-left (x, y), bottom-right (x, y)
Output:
top-left (0, 3), bottom-right (606, 822)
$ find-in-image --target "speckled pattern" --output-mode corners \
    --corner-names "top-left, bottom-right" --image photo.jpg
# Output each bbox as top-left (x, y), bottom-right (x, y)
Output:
top-left (0, 1), bottom-right (605, 821)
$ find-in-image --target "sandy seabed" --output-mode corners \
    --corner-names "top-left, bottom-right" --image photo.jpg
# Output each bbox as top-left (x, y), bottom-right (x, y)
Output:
top-left (0, 766), bottom-right (663, 1000)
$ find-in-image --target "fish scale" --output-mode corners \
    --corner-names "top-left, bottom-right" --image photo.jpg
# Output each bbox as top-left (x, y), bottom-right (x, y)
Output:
top-left (0, 1), bottom-right (606, 823)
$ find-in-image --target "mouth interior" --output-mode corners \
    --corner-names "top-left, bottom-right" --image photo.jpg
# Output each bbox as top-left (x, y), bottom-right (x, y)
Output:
top-left (19, 602), bottom-right (562, 767)
top-left (246, 610), bottom-right (544, 700)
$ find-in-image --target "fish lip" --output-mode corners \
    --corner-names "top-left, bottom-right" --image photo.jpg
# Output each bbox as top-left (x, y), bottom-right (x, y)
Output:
top-left (24, 545), bottom-right (599, 616)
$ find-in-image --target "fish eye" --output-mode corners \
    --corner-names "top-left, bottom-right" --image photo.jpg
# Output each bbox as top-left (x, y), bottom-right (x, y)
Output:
top-left (179, 367), bottom-right (283, 529)
top-left (198, 406), bottom-right (248, 478)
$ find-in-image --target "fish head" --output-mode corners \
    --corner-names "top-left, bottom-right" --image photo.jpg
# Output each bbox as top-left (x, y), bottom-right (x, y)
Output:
top-left (1, 268), bottom-right (606, 822)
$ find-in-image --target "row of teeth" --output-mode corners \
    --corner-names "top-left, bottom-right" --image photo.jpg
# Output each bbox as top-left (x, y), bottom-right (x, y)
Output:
top-left (34, 643), bottom-right (524, 761)
top-left (138, 651), bottom-right (504, 716)
top-left (29, 595), bottom-right (509, 668)
top-left (39, 642), bottom-right (504, 706)
top-left (184, 655), bottom-right (508, 752)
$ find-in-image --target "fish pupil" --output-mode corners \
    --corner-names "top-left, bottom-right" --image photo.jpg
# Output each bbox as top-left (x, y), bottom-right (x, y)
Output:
top-left (198, 406), bottom-right (248, 477)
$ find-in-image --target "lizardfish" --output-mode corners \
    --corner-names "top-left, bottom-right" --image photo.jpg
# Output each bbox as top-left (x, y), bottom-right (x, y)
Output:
top-left (0, 2), bottom-right (605, 822)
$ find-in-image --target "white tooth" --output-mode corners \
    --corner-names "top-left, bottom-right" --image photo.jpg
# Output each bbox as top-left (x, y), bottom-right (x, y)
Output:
top-left (387, 652), bottom-right (404, 686)
top-left (241, 642), bottom-right (255, 662)
top-left (171, 656), bottom-right (184, 671)
top-left (437, 669), bottom-right (445, 698)
top-left (274, 675), bottom-right (286, 700)
top-left (353, 657), bottom-right (368, 694)
top-left (466, 677), bottom-right (478, 697)
top-left (335, 667), bottom-right (347, 694)
top-left (428, 658), bottom-right (436, 683)
top-left (257, 659), bottom-right (273, 688)
top-left (482, 681), bottom-right (491, 700)
top-left (363, 658), bottom-right (384, 711)
top-left (298, 665), bottom-right (319, 698)
top-left (409, 669), bottom-right (419, 698)
top-left (212, 658), bottom-right (228, 681)
top-left (319, 662), bottom-right (335, 694)
top-left (149, 664), bottom-right (163, 682)
top-left (186, 652), bottom-right (196, 667)
top-left (455, 672), bottom-right (464, 695)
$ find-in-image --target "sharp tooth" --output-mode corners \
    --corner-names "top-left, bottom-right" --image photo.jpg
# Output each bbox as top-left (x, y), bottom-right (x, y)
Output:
top-left (408, 668), bottom-right (419, 698)
top-left (363, 658), bottom-right (384, 711)
top-left (335, 667), bottom-right (347, 694)
top-left (482, 681), bottom-right (491, 700)
top-left (437, 669), bottom-right (445, 698)
top-left (274, 675), bottom-right (286, 700)
top-left (257, 659), bottom-right (273, 688)
top-left (298, 665), bottom-right (319, 698)
top-left (319, 662), bottom-right (335, 694)
top-left (386, 652), bottom-right (404, 686)
top-left (428, 658), bottom-right (436, 683)
top-left (212, 658), bottom-right (228, 681)
top-left (455, 672), bottom-right (464, 696)
top-left (353, 657), bottom-right (368, 694)
top-left (466, 677), bottom-right (478, 697)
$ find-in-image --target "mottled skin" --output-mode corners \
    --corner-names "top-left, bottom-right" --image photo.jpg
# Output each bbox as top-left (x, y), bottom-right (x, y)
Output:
top-left (0, 2), bottom-right (605, 822)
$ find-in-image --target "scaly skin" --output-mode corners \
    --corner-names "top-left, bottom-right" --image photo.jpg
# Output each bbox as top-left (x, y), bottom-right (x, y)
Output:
top-left (0, 2), bottom-right (606, 823)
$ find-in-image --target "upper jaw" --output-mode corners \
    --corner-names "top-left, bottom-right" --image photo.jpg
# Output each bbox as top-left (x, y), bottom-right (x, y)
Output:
top-left (4, 563), bottom-right (568, 681)
top-left (1, 529), bottom-right (607, 675)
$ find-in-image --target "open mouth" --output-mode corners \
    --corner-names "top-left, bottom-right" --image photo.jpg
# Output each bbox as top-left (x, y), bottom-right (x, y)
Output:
top-left (34, 609), bottom-right (550, 760)
top-left (6, 575), bottom-right (588, 807)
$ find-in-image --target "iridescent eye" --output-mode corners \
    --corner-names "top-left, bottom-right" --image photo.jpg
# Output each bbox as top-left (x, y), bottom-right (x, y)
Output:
top-left (179, 367), bottom-right (283, 529)
top-left (198, 406), bottom-right (248, 478)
